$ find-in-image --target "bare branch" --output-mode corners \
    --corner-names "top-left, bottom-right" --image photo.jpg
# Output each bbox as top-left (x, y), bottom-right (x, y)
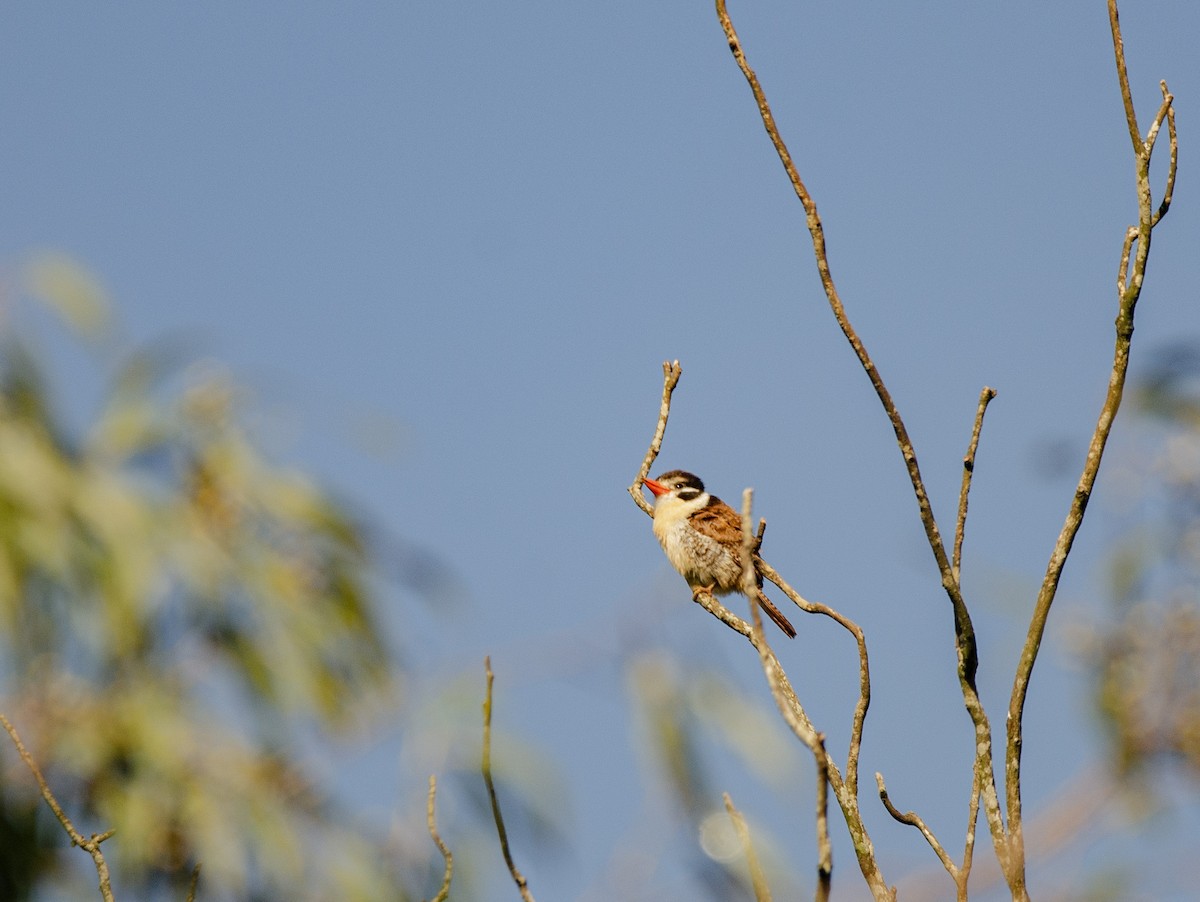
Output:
top-left (814, 735), bottom-right (833, 902)
top-left (1005, 3), bottom-right (1177, 893)
top-left (876, 772), bottom-right (964, 900)
top-left (185, 864), bottom-right (201, 902)
top-left (756, 559), bottom-right (873, 793)
top-left (1151, 81), bottom-right (1177, 227)
top-left (710, 10), bottom-right (1005, 863)
top-left (425, 775), bottom-right (453, 902)
top-left (713, 0), bottom-right (964, 621)
top-left (481, 659), bottom-right (535, 902)
top-left (723, 792), bottom-right (773, 902)
top-left (0, 712), bottom-right (116, 902)
top-left (1116, 225), bottom-right (1137, 297)
top-left (953, 388), bottom-right (996, 582)
top-left (961, 765), bottom-right (982, 892)
top-left (1107, 0), bottom-right (1142, 153)
top-left (736, 492), bottom-right (888, 900)
top-left (629, 360), bottom-right (683, 515)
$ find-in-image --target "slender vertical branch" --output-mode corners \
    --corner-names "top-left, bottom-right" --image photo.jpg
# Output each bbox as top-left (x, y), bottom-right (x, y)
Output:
top-left (814, 735), bottom-right (833, 902)
top-left (953, 388), bottom-right (997, 583)
top-left (709, 13), bottom-right (1005, 867)
top-left (482, 659), bottom-right (536, 902)
top-left (724, 792), bottom-right (773, 902)
top-left (425, 775), bottom-right (453, 902)
top-left (1, 712), bottom-right (116, 902)
top-left (629, 360), bottom-right (682, 515)
top-left (961, 765), bottom-right (982, 894)
top-left (1005, 2), bottom-right (1176, 893)
top-left (712, 0), bottom-right (965, 630)
top-left (185, 864), bottom-right (202, 902)
top-left (1107, 0), bottom-right (1142, 153)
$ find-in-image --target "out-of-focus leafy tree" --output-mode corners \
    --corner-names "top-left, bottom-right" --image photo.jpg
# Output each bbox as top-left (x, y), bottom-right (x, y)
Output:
top-left (0, 255), bottom-right (407, 900)
top-left (1091, 344), bottom-right (1200, 782)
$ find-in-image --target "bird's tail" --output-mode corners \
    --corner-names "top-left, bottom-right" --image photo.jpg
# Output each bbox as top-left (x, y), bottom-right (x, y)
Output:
top-left (754, 589), bottom-right (797, 639)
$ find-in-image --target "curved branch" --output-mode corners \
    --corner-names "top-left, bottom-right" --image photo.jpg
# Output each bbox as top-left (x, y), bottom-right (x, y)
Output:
top-left (876, 772), bottom-right (966, 901)
top-left (1151, 80), bottom-right (1177, 227)
top-left (714, 0), bottom-right (1012, 881)
top-left (755, 558), bottom-right (870, 794)
top-left (629, 360), bottom-right (682, 516)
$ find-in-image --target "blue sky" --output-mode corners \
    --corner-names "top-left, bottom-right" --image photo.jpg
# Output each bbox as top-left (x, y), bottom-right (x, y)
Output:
top-left (3, 2), bottom-right (1199, 899)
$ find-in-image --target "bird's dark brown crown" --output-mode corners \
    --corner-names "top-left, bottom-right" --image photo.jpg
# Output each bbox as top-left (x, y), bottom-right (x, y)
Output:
top-left (653, 470), bottom-right (706, 501)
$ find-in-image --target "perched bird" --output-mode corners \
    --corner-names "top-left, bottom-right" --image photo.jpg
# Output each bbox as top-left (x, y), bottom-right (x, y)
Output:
top-left (643, 470), bottom-right (797, 638)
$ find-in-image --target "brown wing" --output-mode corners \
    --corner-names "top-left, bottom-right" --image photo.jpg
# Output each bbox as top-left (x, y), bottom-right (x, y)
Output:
top-left (692, 497), bottom-right (797, 639)
top-left (687, 496), bottom-right (763, 587)
top-left (686, 496), bottom-right (746, 551)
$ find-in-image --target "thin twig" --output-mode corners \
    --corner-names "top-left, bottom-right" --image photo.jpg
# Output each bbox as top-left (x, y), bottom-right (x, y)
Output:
top-left (629, 360), bottom-right (683, 515)
top-left (1107, 0), bottom-right (1142, 153)
top-left (1117, 226), bottom-right (1137, 296)
top-left (0, 712), bottom-right (116, 902)
top-left (739, 489), bottom-right (770, 644)
top-left (425, 775), bottom-right (453, 902)
top-left (185, 864), bottom-right (201, 902)
top-left (713, 0), bottom-right (974, 672)
top-left (1151, 80), bottom-right (1177, 227)
top-left (814, 734), bottom-right (833, 902)
top-left (481, 659), bottom-right (535, 902)
top-left (953, 387), bottom-right (997, 583)
top-left (724, 792), bottom-right (773, 902)
top-left (876, 772), bottom-right (963, 899)
top-left (961, 764), bottom-right (982, 894)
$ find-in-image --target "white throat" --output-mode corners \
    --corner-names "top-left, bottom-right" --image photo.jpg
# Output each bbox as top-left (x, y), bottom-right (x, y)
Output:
top-left (651, 489), bottom-right (710, 535)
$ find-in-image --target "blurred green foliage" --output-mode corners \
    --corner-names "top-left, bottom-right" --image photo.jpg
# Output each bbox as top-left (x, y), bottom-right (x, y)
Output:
top-left (0, 255), bottom-right (407, 900)
top-left (1092, 342), bottom-right (1200, 780)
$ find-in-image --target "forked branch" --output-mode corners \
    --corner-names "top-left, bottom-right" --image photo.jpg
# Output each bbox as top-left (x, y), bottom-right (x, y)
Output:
top-left (1, 712), bottom-right (116, 902)
top-left (630, 362), bottom-right (889, 898)
top-left (713, 0), bottom-right (1006, 886)
top-left (877, 771), bottom-right (968, 901)
top-left (1005, 0), bottom-right (1177, 886)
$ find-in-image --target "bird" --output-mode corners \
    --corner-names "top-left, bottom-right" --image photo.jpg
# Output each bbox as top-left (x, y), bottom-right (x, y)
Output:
top-left (643, 469), bottom-right (797, 638)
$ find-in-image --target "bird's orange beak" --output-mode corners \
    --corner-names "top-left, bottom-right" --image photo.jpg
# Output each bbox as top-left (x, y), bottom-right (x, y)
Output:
top-left (643, 477), bottom-right (668, 497)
